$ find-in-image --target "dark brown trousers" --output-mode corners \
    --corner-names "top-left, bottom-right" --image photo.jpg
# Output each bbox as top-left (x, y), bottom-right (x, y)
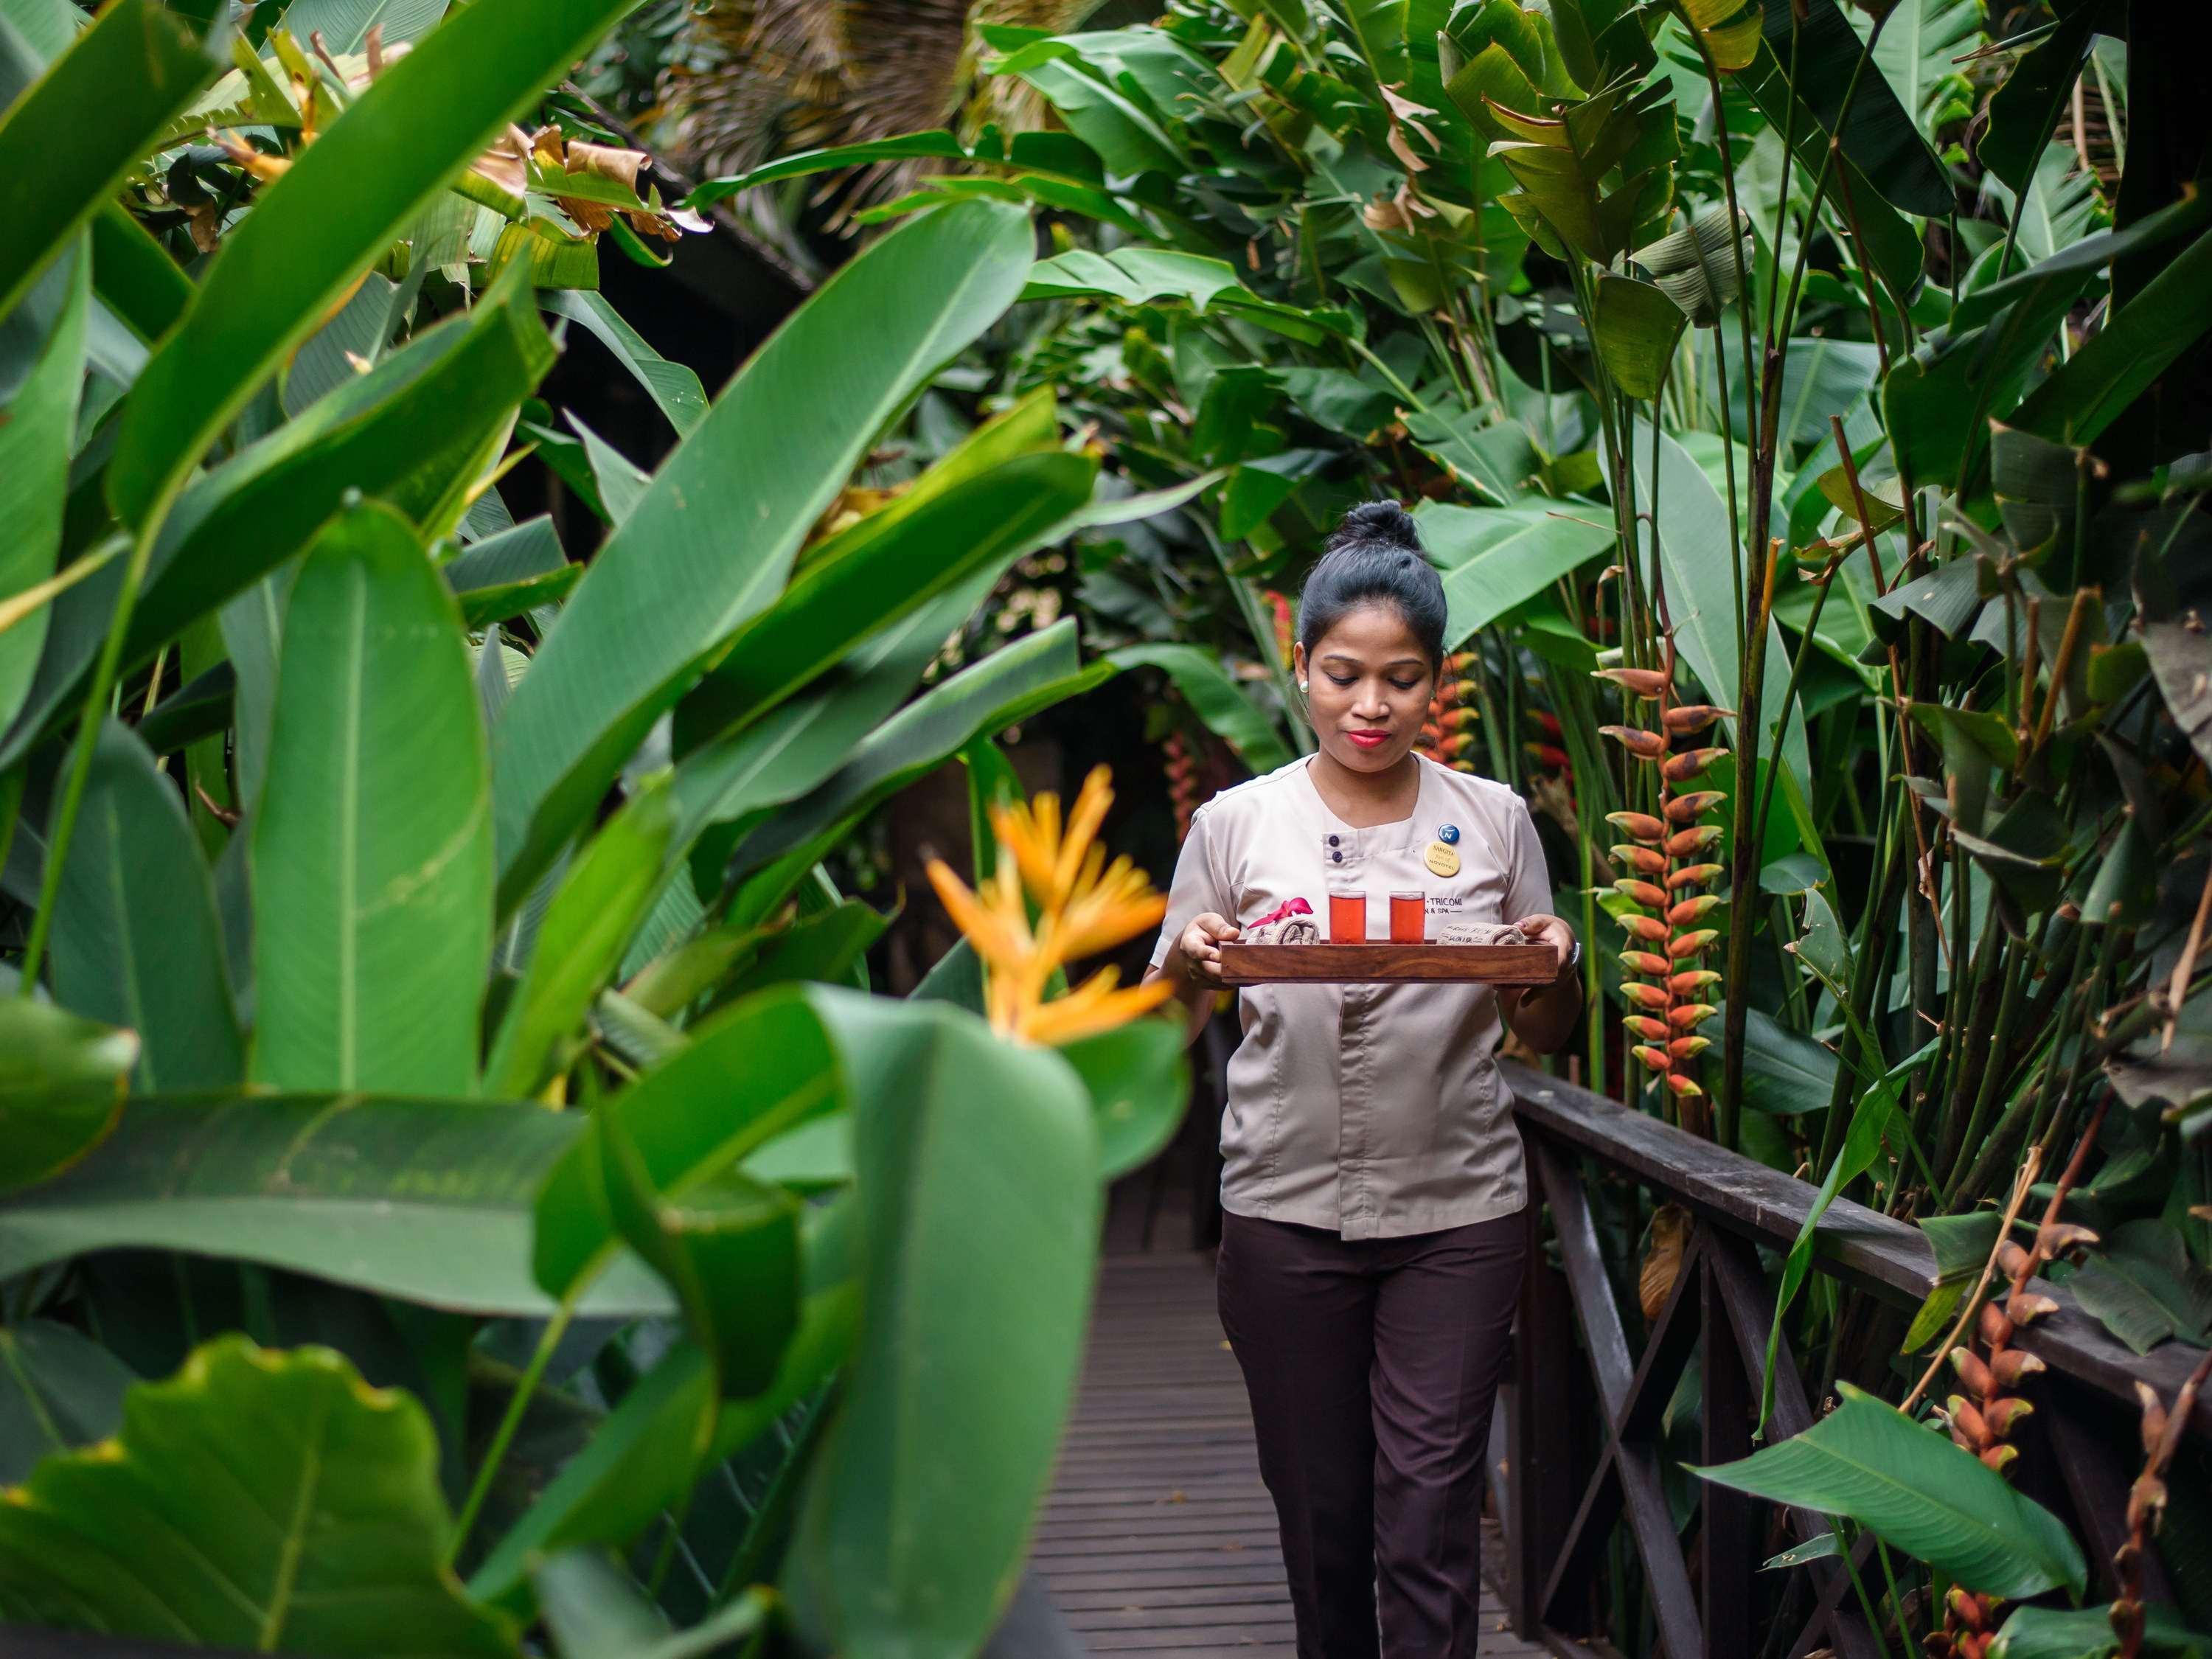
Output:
top-left (1217, 1208), bottom-right (1526, 1659)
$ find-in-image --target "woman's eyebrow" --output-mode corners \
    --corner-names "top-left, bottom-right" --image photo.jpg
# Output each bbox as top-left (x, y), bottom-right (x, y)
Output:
top-left (1319, 653), bottom-right (1427, 669)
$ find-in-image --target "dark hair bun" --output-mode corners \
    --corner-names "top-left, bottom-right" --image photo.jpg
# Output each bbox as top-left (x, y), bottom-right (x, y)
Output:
top-left (1297, 498), bottom-right (1447, 669)
top-left (1335, 499), bottom-right (1421, 552)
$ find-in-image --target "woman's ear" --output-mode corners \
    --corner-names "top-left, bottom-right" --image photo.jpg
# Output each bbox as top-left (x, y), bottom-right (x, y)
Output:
top-left (1290, 641), bottom-right (1308, 693)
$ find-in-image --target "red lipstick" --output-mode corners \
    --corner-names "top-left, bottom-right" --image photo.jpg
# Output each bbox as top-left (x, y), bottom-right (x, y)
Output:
top-left (1346, 731), bottom-right (1389, 750)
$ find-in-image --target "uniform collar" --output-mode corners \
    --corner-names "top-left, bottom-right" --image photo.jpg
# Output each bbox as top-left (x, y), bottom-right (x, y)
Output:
top-left (1297, 755), bottom-right (1434, 859)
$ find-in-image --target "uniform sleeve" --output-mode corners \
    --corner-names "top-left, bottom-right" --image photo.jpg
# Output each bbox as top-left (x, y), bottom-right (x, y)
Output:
top-left (1503, 795), bottom-right (1556, 925)
top-left (1148, 808), bottom-right (1234, 970)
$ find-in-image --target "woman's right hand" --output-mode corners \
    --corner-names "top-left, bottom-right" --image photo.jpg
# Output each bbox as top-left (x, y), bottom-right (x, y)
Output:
top-left (1176, 913), bottom-right (1241, 987)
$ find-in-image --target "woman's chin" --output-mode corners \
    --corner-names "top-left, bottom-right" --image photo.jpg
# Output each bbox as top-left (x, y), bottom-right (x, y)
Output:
top-left (1329, 737), bottom-right (1408, 771)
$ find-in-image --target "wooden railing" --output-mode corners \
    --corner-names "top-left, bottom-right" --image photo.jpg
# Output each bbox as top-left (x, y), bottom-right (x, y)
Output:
top-left (1497, 1062), bottom-right (2210, 1659)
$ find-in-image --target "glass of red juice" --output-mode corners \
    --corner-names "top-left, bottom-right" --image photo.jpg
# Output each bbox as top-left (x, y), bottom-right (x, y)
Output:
top-left (1327, 888), bottom-right (1366, 942)
top-left (1389, 891), bottom-right (1426, 943)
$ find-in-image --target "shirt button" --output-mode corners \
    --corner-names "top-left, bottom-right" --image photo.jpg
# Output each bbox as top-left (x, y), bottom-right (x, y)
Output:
top-left (1332, 851), bottom-right (1343, 863)
top-left (1328, 835), bottom-right (1340, 846)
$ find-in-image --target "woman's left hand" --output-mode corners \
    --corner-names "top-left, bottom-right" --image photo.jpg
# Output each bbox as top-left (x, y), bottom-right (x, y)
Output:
top-left (1512, 913), bottom-right (1578, 980)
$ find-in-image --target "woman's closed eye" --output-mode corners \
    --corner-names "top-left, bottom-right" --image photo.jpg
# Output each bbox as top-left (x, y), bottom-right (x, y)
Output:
top-left (1327, 674), bottom-right (1422, 692)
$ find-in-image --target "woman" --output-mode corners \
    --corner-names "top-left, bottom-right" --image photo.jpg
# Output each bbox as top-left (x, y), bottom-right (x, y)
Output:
top-left (1143, 500), bottom-right (1583, 1659)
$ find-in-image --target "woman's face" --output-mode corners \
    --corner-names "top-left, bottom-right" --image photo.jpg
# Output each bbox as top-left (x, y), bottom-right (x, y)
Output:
top-left (1293, 603), bottom-right (1437, 775)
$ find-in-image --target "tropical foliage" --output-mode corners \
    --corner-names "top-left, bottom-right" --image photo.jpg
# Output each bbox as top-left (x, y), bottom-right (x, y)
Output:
top-left (695, 0), bottom-right (2212, 1649)
top-left (0, 0), bottom-right (1192, 1654)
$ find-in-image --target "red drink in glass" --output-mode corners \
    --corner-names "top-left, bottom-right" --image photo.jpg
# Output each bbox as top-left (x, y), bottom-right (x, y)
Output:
top-left (1389, 891), bottom-right (1426, 943)
top-left (1328, 888), bottom-right (1366, 942)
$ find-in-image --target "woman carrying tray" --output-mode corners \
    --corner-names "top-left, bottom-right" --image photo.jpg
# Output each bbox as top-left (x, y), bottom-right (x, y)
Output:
top-left (1143, 500), bottom-right (1584, 1659)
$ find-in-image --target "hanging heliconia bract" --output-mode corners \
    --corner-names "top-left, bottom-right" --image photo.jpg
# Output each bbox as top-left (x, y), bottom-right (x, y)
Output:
top-left (1164, 728), bottom-right (1203, 841)
top-left (1262, 588), bottom-right (1294, 668)
top-left (1599, 647), bottom-right (1729, 1126)
top-left (1416, 650), bottom-right (1481, 773)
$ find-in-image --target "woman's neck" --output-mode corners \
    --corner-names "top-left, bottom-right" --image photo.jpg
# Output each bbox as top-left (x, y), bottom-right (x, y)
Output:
top-left (1307, 750), bottom-right (1421, 828)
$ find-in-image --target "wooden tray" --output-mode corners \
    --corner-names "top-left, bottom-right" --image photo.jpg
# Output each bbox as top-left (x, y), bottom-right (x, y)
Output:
top-left (1214, 942), bottom-right (1558, 987)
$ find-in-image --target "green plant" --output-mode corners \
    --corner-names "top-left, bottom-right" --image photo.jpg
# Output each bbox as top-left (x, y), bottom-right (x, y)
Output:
top-left (0, 2), bottom-right (1194, 1654)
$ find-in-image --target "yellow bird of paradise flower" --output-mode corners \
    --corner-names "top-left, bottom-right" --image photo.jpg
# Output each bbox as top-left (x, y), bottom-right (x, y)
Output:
top-left (925, 765), bottom-right (1176, 1046)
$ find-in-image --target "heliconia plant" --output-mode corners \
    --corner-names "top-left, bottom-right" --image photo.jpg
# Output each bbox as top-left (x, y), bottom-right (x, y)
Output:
top-left (1416, 648), bottom-right (1484, 774)
top-left (1599, 640), bottom-right (1730, 1133)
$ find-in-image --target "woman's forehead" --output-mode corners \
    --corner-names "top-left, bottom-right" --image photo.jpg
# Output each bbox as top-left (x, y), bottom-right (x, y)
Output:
top-left (1311, 602), bottom-right (1427, 660)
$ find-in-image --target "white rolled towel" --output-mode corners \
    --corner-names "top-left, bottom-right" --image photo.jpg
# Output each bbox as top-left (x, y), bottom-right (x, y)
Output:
top-left (1242, 917), bottom-right (1321, 945)
top-left (1438, 921), bottom-right (1528, 947)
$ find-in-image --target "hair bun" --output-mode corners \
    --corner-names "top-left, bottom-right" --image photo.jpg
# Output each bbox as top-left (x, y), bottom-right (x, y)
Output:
top-left (1338, 499), bottom-right (1421, 552)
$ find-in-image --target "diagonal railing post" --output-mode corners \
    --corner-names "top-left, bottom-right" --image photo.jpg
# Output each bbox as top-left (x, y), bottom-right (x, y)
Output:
top-left (1509, 1138), bottom-right (1585, 1638)
top-left (1700, 1251), bottom-right (1755, 1659)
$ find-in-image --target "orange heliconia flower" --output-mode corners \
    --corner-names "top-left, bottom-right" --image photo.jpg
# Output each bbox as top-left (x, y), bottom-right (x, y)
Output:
top-left (925, 765), bottom-right (1174, 1046)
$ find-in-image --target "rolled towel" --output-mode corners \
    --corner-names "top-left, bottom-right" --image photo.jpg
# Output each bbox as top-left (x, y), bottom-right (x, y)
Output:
top-left (1242, 916), bottom-right (1321, 945)
top-left (1438, 920), bottom-right (1529, 947)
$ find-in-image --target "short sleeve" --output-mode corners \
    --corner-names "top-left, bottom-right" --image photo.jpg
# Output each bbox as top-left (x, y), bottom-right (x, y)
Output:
top-left (1503, 796), bottom-right (1554, 925)
top-left (1147, 809), bottom-right (1233, 970)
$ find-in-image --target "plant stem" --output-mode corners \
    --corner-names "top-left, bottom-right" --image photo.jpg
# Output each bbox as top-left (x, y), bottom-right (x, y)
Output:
top-left (17, 475), bottom-right (187, 992)
top-left (449, 1301), bottom-right (574, 1566)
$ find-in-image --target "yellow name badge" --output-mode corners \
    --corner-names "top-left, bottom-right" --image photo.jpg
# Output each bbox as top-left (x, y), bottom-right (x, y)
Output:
top-left (1425, 840), bottom-right (1461, 877)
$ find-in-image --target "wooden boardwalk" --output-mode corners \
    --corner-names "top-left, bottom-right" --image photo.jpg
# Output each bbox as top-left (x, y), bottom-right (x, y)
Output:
top-left (1036, 1248), bottom-right (1547, 1657)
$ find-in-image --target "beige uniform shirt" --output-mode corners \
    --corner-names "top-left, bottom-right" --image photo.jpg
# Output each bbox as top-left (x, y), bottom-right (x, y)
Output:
top-left (1149, 754), bottom-right (1551, 1239)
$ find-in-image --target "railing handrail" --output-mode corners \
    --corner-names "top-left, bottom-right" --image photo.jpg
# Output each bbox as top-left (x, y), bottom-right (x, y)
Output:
top-left (1500, 1060), bottom-right (2212, 1439)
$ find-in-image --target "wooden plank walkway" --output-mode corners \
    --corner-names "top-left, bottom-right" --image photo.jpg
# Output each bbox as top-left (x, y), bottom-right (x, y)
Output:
top-left (1037, 1248), bottom-right (1548, 1657)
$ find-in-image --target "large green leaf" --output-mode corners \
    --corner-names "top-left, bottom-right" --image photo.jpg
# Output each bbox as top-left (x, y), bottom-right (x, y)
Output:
top-left (1849, 0), bottom-right (1979, 128)
top-left (49, 720), bottom-right (243, 1091)
top-left (0, 1000), bottom-right (134, 1195)
top-left (0, 266), bottom-right (553, 773)
top-left (2007, 224), bottom-right (2212, 446)
top-left (0, 1318), bottom-right (136, 1484)
top-left (1590, 269), bottom-right (1683, 400)
top-left (470, 1220), bottom-right (857, 1610)
top-left (1022, 248), bottom-right (1354, 345)
top-left (2065, 1218), bottom-right (2212, 1356)
top-left (532, 988), bottom-right (844, 1300)
top-left (0, 241), bottom-right (86, 729)
top-left (251, 501), bottom-right (492, 1094)
top-left (1108, 644), bottom-right (1292, 773)
top-left (1989, 1603), bottom-right (2206, 1659)
top-left (1056, 1019), bottom-right (1191, 1182)
top-left (1901, 1211), bottom-right (2004, 1352)
top-left (675, 447), bottom-right (1097, 752)
top-left (1747, 0), bottom-right (1949, 218)
top-left (0, 1093), bottom-right (672, 1317)
top-left (0, 0), bottom-right (223, 322)
top-left (105, 0), bottom-right (636, 524)
top-left (543, 289), bottom-right (706, 438)
top-left (483, 776), bottom-right (675, 1099)
top-left (1740, 1006), bottom-right (1837, 1117)
top-left (90, 203), bottom-right (192, 346)
top-left (1976, 0), bottom-right (2102, 195)
top-left (591, 1102), bottom-right (801, 1398)
top-left (489, 199), bottom-right (1036, 912)
top-left (1692, 1382), bottom-right (2087, 1600)
top-left (1007, 55), bottom-right (1183, 178)
top-left (1732, 29), bottom-right (1925, 299)
top-left (0, 1335), bottom-right (514, 1655)
top-left (1417, 495), bottom-right (1615, 644)
top-left (278, 0), bottom-right (451, 54)
top-left (1619, 416), bottom-right (1808, 778)
top-left (669, 569), bottom-right (1008, 862)
top-left (784, 991), bottom-right (1100, 1659)
top-left (713, 620), bottom-right (1110, 919)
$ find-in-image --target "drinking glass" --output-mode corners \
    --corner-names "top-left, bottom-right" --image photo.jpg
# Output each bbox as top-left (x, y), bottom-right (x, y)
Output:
top-left (1327, 888), bottom-right (1367, 942)
top-left (1389, 891), bottom-right (1426, 943)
